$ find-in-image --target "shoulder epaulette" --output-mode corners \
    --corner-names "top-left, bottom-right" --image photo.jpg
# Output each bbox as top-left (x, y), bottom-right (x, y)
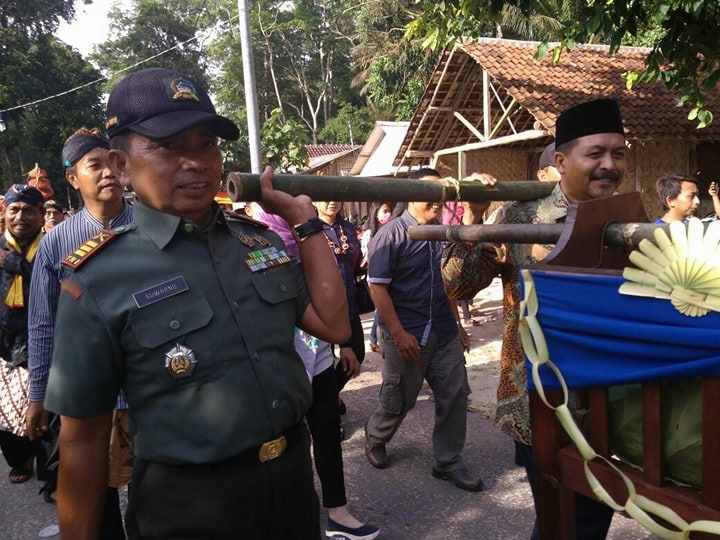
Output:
top-left (62, 230), bottom-right (117, 270)
top-left (226, 212), bottom-right (269, 230)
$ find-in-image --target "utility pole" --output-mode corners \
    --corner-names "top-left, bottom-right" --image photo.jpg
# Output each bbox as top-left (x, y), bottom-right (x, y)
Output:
top-left (237, 0), bottom-right (262, 173)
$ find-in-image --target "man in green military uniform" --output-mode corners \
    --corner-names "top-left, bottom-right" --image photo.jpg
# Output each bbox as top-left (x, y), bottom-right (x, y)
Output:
top-left (45, 67), bottom-right (350, 540)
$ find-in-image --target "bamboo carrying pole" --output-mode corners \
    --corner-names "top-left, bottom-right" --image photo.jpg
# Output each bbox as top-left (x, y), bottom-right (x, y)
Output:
top-left (408, 222), bottom-right (671, 248)
top-left (225, 172), bottom-right (669, 248)
top-left (225, 172), bottom-right (555, 203)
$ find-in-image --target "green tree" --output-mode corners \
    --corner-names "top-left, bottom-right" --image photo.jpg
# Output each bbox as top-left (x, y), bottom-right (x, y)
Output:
top-left (91, 0), bottom-right (211, 90)
top-left (0, 1), bottom-right (104, 197)
top-left (351, 0), bottom-right (436, 121)
top-left (211, 0), bottom-right (358, 144)
top-left (408, 0), bottom-right (720, 127)
top-left (261, 108), bottom-right (309, 173)
top-left (318, 103), bottom-right (373, 145)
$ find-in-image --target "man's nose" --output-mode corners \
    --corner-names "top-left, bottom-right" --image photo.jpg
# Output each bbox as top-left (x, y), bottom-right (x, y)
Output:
top-left (599, 152), bottom-right (616, 169)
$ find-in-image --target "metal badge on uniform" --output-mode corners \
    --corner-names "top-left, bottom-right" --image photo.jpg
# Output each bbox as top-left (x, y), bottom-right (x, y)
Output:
top-left (132, 277), bottom-right (189, 309)
top-left (165, 343), bottom-right (198, 378)
top-left (245, 246), bottom-right (291, 273)
top-left (251, 234), bottom-right (272, 247)
top-left (237, 233), bottom-right (256, 247)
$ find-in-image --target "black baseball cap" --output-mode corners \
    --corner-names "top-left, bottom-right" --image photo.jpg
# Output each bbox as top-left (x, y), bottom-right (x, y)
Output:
top-left (105, 68), bottom-right (240, 141)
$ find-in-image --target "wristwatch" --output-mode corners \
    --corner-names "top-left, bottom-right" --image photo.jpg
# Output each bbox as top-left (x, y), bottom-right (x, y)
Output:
top-left (292, 217), bottom-right (324, 243)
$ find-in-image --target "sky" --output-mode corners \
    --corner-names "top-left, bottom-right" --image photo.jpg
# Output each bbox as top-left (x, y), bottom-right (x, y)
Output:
top-left (56, 0), bottom-right (130, 57)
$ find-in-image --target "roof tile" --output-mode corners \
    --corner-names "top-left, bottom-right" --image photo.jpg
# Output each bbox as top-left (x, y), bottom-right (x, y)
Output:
top-left (395, 38), bottom-right (720, 166)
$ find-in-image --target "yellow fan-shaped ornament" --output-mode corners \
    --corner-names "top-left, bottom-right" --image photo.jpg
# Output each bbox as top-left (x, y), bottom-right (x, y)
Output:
top-left (620, 218), bottom-right (720, 317)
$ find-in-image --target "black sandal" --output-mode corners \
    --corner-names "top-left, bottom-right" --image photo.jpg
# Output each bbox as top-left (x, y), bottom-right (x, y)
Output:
top-left (9, 466), bottom-right (32, 484)
top-left (39, 483), bottom-right (57, 505)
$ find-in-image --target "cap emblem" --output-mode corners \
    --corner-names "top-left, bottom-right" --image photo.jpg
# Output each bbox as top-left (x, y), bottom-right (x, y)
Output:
top-left (169, 78), bottom-right (200, 102)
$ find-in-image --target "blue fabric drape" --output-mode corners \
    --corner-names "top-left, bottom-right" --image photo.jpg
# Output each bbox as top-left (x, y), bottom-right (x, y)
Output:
top-left (522, 270), bottom-right (720, 390)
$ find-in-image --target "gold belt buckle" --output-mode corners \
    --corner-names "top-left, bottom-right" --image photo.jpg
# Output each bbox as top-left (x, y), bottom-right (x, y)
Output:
top-left (258, 435), bottom-right (287, 463)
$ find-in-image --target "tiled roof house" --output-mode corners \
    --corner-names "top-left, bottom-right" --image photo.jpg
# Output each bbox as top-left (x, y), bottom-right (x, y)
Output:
top-left (304, 144), bottom-right (360, 176)
top-left (395, 38), bottom-right (720, 218)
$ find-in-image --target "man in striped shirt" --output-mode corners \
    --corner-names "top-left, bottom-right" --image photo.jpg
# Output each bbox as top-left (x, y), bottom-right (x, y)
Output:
top-left (26, 127), bottom-right (132, 538)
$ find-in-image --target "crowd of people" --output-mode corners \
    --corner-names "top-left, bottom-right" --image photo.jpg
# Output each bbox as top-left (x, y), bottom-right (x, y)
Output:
top-left (0, 65), bottom-right (715, 540)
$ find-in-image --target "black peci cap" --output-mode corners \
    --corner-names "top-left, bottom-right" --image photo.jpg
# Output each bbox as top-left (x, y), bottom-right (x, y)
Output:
top-left (555, 99), bottom-right (624, 148)
top-left (105, 68), bottom-right (240, 141)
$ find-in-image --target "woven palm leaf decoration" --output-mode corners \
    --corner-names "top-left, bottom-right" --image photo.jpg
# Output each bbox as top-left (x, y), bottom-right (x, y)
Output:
top-left (619, 218), bottom-right (720, 316)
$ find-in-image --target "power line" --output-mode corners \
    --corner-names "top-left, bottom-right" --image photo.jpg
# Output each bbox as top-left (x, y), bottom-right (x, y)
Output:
top-left (0, 13), bottom-right (238, 115)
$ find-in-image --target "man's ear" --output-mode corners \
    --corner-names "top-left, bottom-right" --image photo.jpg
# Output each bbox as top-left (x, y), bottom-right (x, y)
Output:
top-left (108, 149), bottom-right (131, 188)
top-left (65, 171), bottom-right (80, 191)
top-left (554, 152), bottom-right (566, 175)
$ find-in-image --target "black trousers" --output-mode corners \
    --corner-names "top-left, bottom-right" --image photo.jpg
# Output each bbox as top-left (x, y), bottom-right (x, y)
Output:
top-left (0, 430), bottom-right (36, 469)
top-left (334, 315), bottom-right (365, 392)
top-left (125, 425), bottom-right (319, 540)
top-left (306, 365), bottom-right (346, 508)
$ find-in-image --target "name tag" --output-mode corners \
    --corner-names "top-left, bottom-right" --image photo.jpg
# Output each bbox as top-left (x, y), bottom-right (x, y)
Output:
top-left (132, 276), bottom-right (189, 308)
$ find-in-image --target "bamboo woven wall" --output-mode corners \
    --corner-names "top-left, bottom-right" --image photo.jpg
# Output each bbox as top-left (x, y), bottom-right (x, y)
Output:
top-left (631, 140), bottom-right (689, 220)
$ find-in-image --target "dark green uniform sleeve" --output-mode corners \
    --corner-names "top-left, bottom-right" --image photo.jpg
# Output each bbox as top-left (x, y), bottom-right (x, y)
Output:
top-left (45, 274), bottom-right (124, 417)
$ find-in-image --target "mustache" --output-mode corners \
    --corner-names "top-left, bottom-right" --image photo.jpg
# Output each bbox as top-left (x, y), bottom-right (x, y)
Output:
top-left (589, 170), bottom-right (621, 182)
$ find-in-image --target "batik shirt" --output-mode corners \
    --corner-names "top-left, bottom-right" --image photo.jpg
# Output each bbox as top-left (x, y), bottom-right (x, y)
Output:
top-left (451, 183), bottom-right (570, 445)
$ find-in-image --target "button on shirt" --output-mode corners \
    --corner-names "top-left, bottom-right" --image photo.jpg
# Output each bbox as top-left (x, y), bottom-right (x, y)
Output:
top-left (45, 202), bottom-right (312, 464)
top-left (367, 210), bottom-right (457, 346)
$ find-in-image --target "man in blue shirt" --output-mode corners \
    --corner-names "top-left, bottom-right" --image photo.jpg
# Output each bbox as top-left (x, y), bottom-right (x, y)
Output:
top-left (364, 167), bottom-right (483, 491)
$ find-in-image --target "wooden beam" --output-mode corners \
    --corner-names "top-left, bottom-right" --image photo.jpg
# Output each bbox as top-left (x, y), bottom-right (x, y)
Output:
top-left (489, 96), bottom-right (518, 139)
top-left (404, 150), bottom-right (435, 158)
top-left (483, 70), bottom-right (490, 139)
top-left (488, 83), bottom-right (518, 136)
top-left (395, 48), bottom-right (458, 172)
top-left (433, 129), bottom-right (550, 156)
top-left (458, 150), bottom-right (466, 180)
top-left (453, 111), bottom-right (485, 142)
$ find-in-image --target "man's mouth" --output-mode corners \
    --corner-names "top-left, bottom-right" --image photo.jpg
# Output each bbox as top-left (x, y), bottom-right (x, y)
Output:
top-left (180, 181), bottom-right (210, 189)
top-left (99, 182), bottom-right (122, 190)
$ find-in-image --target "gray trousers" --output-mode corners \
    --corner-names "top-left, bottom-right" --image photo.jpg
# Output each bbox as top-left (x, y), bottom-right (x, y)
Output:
top-left (366, 328), bottom-right (470, 471)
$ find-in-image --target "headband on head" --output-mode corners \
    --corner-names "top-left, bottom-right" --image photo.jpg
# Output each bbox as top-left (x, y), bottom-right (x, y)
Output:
top-left (62, 135), bottom-right (110, 168)
top-left (4, 184), bottom-right (44, 208)
top-left (555, 99), bottom-right (624, 148)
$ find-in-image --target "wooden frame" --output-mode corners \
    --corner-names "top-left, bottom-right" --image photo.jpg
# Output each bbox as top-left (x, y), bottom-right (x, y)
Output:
top-left (528, 194), bottom-right (720, 539)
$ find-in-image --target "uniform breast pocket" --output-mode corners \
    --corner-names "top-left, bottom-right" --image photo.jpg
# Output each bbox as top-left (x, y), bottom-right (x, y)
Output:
top-left (250, 267), bottom-right (299, 305)
top-left (127, 292), bottom-right (219, 386)
top-left (129, 292), bottom-right (213, 349)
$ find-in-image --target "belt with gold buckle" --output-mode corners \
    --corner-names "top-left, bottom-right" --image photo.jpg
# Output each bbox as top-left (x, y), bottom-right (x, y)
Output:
top-left (258, 435), bottom-right (287, 463)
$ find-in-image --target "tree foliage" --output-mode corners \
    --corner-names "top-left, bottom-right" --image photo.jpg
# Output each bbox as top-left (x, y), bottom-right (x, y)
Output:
top-left (261, 108), bottom-right (309, 173)
top-left (0, 0), bottom-right (104, 197)
top-left (91, 0), bottom-right (210, 90)
top-left (351, 0), bottom-right (435, 121)
top-left (408, 0), bottom-right (720, 127)
top-left (317, 103), bottom-right (374, 145)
